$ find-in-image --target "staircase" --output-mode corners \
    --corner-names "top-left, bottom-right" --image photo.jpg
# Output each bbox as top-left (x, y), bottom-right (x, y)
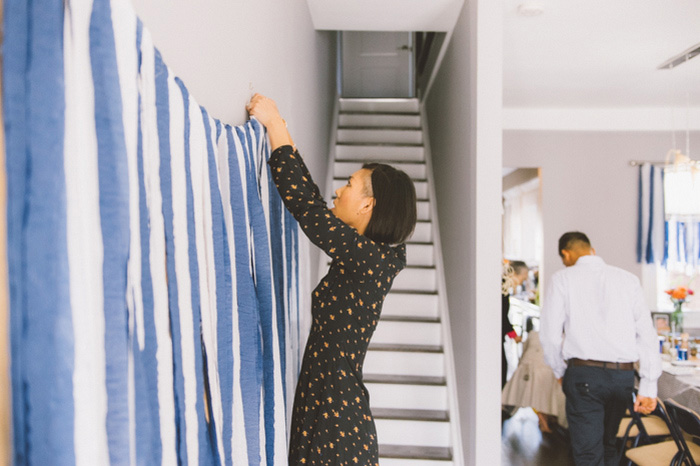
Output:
top-left (327, 98), bottom-right (458, 465)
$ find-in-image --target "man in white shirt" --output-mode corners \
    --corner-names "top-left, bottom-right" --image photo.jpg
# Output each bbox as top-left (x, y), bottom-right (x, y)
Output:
top-left (540, 232), bottom-right (661, 466)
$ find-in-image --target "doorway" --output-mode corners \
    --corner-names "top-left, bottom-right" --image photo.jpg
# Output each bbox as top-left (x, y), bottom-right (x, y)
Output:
top-left (340, 31), bottom-right (414, 98)
top-left (502, 167), bottom-right (543, 348)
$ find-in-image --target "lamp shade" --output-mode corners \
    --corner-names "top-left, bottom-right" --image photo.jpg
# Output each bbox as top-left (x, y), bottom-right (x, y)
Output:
top-left (664, 165), bottom-right (700, 217)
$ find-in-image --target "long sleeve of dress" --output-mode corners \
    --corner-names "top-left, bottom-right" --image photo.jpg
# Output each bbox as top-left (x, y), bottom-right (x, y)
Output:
top-left (268, 145), bottom-right (400, 275)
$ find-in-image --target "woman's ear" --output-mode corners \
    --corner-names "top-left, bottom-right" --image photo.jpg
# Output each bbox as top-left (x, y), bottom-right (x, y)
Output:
top-left (360, 197), bottom-right (376, 215)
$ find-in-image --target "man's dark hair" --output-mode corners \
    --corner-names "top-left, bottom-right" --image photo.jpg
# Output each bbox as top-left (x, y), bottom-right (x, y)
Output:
top-left (509, 260), bottom-right (528, 275)
top-left (362, 163), bottom-right (417, 244)
top-left (558, 231), bottom-right (591, 256)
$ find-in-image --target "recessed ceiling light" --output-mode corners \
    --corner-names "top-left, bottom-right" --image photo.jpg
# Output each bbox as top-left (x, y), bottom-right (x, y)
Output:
top-left (517, 2), bottom-right (544, 17)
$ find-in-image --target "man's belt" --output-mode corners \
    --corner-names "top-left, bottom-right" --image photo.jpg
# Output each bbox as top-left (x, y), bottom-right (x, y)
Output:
top-left (568, 358), bottom-right (634, 370)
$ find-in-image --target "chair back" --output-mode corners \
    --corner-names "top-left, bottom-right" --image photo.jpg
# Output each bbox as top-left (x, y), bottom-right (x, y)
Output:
top-left (619, 398), bottom-right (684, 466)
top-left (665, 399), bottom-right (700, 466)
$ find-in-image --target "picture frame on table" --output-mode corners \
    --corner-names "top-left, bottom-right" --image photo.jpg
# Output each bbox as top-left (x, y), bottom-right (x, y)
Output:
top-left (651, 312), bottom-right (671, 333)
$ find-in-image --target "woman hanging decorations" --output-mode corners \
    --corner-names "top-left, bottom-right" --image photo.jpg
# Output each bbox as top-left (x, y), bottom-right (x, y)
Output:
top-left (247, 94), bottom-right (417, 465)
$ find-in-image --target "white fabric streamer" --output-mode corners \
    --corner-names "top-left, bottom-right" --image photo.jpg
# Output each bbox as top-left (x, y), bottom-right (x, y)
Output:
top-left (64, 1), bottom-right (111, 464)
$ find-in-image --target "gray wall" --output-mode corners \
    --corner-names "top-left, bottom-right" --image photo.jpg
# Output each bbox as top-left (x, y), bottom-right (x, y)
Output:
top-left (131, 0), bottom-right (338, 284)
top-left (503, 130), bottom-right (700, 290)
top-left (131, 0), bottom-right (337, 199)
top-left (425, 0), bottom-right (503, 463)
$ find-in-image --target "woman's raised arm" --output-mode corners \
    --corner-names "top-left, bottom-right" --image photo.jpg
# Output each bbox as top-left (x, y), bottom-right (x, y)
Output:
top-left (246, 93), bottom-right (294, 151)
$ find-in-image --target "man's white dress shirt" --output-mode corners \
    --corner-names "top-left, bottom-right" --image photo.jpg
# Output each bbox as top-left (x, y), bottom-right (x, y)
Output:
top-left (540, 255), bottom-right (662, 397)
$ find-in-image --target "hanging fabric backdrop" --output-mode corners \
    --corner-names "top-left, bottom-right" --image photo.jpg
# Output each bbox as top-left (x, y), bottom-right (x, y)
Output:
top-left (4, 0), bottom-right (307, 464)
top-left (636, 163), bottom-right (700, 270)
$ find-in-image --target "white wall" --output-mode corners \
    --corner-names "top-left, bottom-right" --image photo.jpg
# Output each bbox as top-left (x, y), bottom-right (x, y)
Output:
top-left (424, 0), bottom-right (503, 463)
top-left (503, 130), bottom-right (700, 290)
top-left (130, 0), bottom-right (338, 284)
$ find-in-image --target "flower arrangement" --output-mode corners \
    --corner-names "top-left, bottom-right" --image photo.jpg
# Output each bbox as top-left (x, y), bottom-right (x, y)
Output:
top-left (665, 286), bottom-right (694, 332)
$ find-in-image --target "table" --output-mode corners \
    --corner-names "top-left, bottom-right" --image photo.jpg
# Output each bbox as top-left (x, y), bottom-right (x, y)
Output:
top-left (657, 360), bottom-right (700, 413)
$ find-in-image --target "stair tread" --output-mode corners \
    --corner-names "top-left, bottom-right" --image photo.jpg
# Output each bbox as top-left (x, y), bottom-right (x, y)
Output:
top-left (330, 197), bottom-right (430, 203)
top-left (387, 289), bottom-right (438, 296)
top-left (379, 315), bottom-right (440, 323)
top-left (364, 374), bottom-right (446, 386)
top-left (338, 125), bottom-right (421, 129)
top-left (339, 111), bottom-right (419, 116)
top-left (337, 142), bottom-right (424, 147)
top-left (338, 160), bottom-right (430, 167)
top-left (339, 97), bottom-right (419, 102)
top-left (379, 444), bottom-right (453, 461)
top-left (373, 408), bottom-right (449, 422)
top-left (369, 343), bottom-right (442, 353)
top-left (335, 160), bottom-right (426, 166)
top-left (334, 176), bottom-right (428, 183)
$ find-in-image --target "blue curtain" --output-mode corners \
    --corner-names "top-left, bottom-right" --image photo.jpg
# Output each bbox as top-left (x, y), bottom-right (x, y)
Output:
top-left (637, 163), bottom-right (700, 269)
top-left (3, 0), bottom-right (303, 464)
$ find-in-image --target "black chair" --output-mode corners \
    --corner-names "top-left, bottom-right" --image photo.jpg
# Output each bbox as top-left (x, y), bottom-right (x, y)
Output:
top-left (624, 399), bottom-right (686, 466)
top-left (664, 400), bottom-right (700, 466)
top-left (617, 405), bottom-right (672, 464)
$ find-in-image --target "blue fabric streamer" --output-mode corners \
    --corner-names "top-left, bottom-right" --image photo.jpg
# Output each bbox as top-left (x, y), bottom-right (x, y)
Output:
top-left (237, 125), bottom-right (276, 464)
top-left (135, 20), bottom-right (164, 464)
top-left (4, 1), bottom-right (76, 464)
top-left (663, 221), bottom-right (669, 267)
top-left (645, 166), bottom-right (655, 264)
top-left (228, 126), bottom-right (263, 465)
top-left (154, 52), bottom-right (190, 465)
top-left (90, 0), bottom-right (132, 462)
top-left (636, 166), bottom-right (643, 263)
top-left (678, 222), bottom-right (684, 262)
top-left (3, 0), bottom-right (30, 461)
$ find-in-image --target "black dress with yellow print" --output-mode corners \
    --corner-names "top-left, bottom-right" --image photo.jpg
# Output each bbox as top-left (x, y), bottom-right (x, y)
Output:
top-left (268, 145), bottom-right (406, 465)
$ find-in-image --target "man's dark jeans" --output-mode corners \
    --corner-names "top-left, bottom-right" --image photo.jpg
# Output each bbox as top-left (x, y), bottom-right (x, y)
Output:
top-left (563, 364), bottom-right (635, 466)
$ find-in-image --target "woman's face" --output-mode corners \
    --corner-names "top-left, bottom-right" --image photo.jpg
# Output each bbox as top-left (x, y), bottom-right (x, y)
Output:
top-left (332, 168), bottom-right (374, 228)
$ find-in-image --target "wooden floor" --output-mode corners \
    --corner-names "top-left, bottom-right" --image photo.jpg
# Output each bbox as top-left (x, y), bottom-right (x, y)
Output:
top-left (501, 408), bottom-right (575, 466)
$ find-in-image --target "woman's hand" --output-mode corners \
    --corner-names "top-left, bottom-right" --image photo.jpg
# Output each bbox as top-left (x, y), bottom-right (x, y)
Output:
top-left (246, 93), bottom-right (294, 151)
top-left (246, 93), bottom-right (284, 128)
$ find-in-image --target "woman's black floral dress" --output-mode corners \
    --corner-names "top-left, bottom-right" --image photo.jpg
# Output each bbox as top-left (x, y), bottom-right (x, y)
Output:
top-left (268, 145), bottom-right (406, 465)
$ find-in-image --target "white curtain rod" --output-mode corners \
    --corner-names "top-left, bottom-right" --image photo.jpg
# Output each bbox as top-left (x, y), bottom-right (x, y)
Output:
top-left (629, 160), bottom-right (667, 167)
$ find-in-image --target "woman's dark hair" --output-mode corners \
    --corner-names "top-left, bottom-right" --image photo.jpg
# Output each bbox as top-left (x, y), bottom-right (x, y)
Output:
top-left (362, 163), bottom-right (417, 244)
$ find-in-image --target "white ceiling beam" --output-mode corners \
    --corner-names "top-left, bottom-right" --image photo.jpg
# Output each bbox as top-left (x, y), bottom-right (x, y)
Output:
top-left (306, 0), bottom-right (464, 32)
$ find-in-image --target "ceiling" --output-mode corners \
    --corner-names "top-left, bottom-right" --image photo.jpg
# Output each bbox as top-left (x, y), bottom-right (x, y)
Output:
top-left (504, 0), bottom-right (700, 108)
top-left (306, 0), bottom-right (464, 32)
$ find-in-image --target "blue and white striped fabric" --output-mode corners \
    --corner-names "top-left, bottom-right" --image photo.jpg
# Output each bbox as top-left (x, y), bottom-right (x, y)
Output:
top-left (637, 163), bottom-right (700, 269)
top-left (4, 0), bottom-right (304, 464)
